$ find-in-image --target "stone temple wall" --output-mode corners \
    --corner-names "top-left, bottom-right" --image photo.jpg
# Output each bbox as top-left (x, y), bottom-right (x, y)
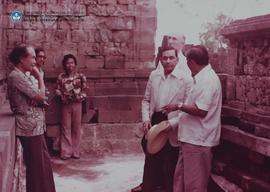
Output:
top-left (0, 3), bottom-right (7, 105)
top-left (221, 15), bottom-right (270, 114)
top-left (3, 0), bottom-right (156, 72)
top-left (211, 14), bottom-right (270, 191)
top-left (2, 0), bottom-right (157, 138)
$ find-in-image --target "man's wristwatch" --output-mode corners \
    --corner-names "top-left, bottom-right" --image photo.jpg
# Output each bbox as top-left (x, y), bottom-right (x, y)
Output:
top-left (178, 102), bottom-right (184, 110)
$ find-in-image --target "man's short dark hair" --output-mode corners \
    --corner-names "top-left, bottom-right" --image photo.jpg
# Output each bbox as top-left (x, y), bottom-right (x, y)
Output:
top-left (35, 47), bottom-right (45, 56)
top-left (9, 45), bottom-right (29, 66)
top-left (155, 46), bottom-right (178, 66)
top-left (159, 46), bottom-right (178, 58)
top-left (186, 45), bottom-right (209, 66)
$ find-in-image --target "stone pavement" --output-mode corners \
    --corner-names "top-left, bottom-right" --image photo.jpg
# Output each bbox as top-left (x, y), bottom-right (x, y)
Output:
top-left (52, 153), bottom-right (144, 192)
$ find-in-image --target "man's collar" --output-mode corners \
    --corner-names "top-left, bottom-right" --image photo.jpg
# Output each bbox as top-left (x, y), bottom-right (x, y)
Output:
top-left (156, 64), bottom-right (182, 79)
top-left (193, 64), bottom-right (211, 83)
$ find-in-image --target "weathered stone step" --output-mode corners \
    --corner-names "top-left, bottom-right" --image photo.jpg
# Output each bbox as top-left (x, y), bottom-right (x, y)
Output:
top-left (47, 123), bottom-right (144, 155)
top-left (88, 95), bottom-right (143, 123)
top-left (89, 95), bottom-right (143, 111)
top-left (46, 95), bottom-right (144, 124)
top-left (87, 82), bottom-right (147, 96)
top-left (211, 174), bottom-right (243, 192)
top-left (222, 125), bottom-right (270, 157)
top-left (222, 105), bottom-right (270, 125)
top-left (81, 123), bottom-right (143, 154)
top-left (213, 159), bottom-right (270, 192)
top-left (221, 106), bottom-right (270, 139)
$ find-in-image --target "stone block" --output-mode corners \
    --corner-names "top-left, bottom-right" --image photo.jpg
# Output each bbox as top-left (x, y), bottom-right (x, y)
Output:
top-left (82, 109), bottom-right (97, 123)
top-left (6, 2), bottom-right (25, 14)
top-left (226, 75), bottom-right (236, 101)
top-left (221, 115), bottom-right (240, 127)
top-left (84, 55), bottom-right (104, 69)
top-left (242, 111), bottom-right (270, 125)
top-left (94, 28), bottom-right (113, 42)
top-left (93, 82), bottom-right (141, 95)
top-left (90, 95), bottom-right (142, 111)
top-left (61, 42), bottom-right (78, 57)
top-left (238, 120), bottom-right (255, 134)
top-left (135, 4), bottom-right (156, 17)
top-left (0, 104), bottom-right (15, 192)
top-left (106, 17), bottom-right (134, 30)
top-left (81, 123), bottom-right (142, 154)
top-left (98, 0), bottom-right (117, 4)
top-left (137, 41), bottom-right (155, 51)
top-left (24, 29), bottom-right (45, 43)
top-left (255, 124), bottom-right (270, 139)
top-left (42, 43), bottom-right (62, 71)
top-left (25, 2), bottom-right (46, 14)
top-left (223, 166), bottom-right (270, 192)
top-left (91, 96), bottom-right (111, 110)
top-left (82, 0), bottom-right (98, 5)
top-left (105, 55), bottom-right (125, 69)
top-left (139, 49), bottom-right (155, 61)
top-left (88, 4), bottom-right (117, 16)
top-left (46, 125), bottom-right (60, 137)
top-left (222, 105), bottom-right (243, 119)
top-left (82, 15), bottom-right (97, 30)
top-left (51, 30), bottom-right (69, 42)
top-left (81, 124), bottom-right (96, 140)
top-left (139, 16), bottom-right (157, 30)
top-left (87, 4), bottom-right (101, 15)
top-left (226, 48), bottom-right (238, 75)
top-left (101, 42), bottom-right (120, 55)
top-left (78, 43), bottom-right (100, 56)
top-left (71, 30), bottom-right (88, 42)
top-left (117, 0), bottom-right (135, 4)
top-left (98, 110), bottom-right (141, 123)
top-left (104, 4), bottom-right (135, 16)
top-left (6, 29), bottom-right (23, 47)
top-left (248, 151), bottom-right (266, 166)
top-left (134, 29), bottom-right (155, 44)
top-left (112, 30), bottom-right (131, 43)
top-left (2, 15), bottom-right (22, 29)
top-left (110, 123), bottom-right (140, 139)
top-left (222, 125), bottom-right (270, 157)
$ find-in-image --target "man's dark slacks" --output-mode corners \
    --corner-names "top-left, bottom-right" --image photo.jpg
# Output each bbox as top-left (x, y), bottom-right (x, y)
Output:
top-left (141, 112), bottom-right (179, 192)
top-left (19, 134), bottom-right (56, 192)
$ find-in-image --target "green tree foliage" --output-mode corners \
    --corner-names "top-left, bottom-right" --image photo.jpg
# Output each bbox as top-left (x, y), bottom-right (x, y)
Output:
top-left (199, 14), bottom-right (233, 53)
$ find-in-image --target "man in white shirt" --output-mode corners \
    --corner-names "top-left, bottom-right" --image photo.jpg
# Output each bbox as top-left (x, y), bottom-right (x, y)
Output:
top-left (134, 45), bottom-right (193, 192)
top-left (163, 45), bottom-right (222, 192)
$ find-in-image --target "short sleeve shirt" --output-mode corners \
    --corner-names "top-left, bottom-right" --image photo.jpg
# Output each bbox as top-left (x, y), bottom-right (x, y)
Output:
top-left (56, 72), bottom-right (87, 104)
top-left (7, 68), bottom-right (46, 136)
top-left (178, 65), bottom-right (222, 147)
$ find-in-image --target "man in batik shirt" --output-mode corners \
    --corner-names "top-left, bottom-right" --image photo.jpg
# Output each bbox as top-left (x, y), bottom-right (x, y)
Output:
top-left (7, 45), bottom-right (55, 192)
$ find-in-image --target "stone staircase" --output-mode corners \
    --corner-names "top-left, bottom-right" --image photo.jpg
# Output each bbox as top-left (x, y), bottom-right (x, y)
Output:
top-left (213, 105), bottom-right (270, 192)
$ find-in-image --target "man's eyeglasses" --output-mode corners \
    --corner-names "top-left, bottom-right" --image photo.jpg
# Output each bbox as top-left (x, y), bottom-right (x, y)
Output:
top-left (37, 55), bottom-right (46, 59)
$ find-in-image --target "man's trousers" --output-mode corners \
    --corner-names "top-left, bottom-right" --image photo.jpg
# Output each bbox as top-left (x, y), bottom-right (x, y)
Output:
top-left (141, 112), bottom-right (179, 192)
top-left (19, 135), bottom-right (56, 192)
